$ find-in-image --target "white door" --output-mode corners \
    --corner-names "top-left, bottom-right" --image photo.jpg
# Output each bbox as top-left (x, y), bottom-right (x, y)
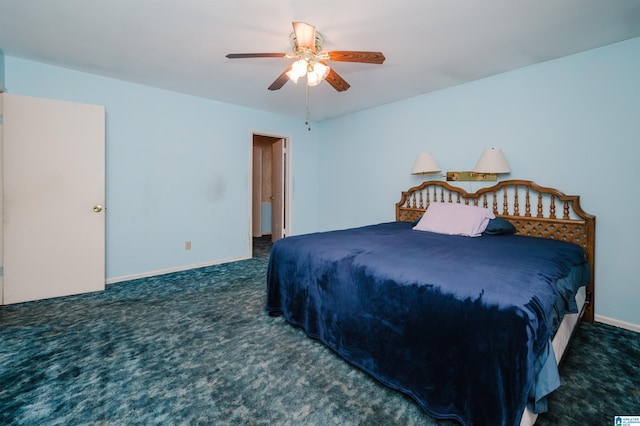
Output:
top-left (2, 93), bottom-right (105, 304)
top-left (252, 145), bottom-right (262, 237)
top-left (271, 139), bottom-right (284, 242)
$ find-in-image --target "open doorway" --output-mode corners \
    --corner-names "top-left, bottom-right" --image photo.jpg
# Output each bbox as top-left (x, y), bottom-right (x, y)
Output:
top-left (251, 133), bottom-right (289, 257)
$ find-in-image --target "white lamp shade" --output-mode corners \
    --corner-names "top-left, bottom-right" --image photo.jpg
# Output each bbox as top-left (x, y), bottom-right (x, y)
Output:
top-left (412, 153), bottom-right (441, 174)
top-left (313, 62), bottom-right (330, 79)
top-left (307, 70), bottom-right (322, 86)
top-left (285, 69), bottom-right (300, 84)
top-left (291, 59), bottom-right (308, 78)
top-left (286, 59), bottom-right (308, 83)
top-left (473, 148), bottom-right (511, 173)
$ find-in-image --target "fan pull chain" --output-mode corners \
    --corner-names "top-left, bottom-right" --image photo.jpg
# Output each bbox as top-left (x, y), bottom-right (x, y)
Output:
top-left (305, 84), bottom-right (311, 131)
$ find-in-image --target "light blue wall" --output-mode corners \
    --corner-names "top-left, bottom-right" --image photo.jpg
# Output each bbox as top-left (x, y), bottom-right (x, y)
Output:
top-left (5, 57), bottom-right (321, 281)
top-left (318, 37), bottom-right (640, 328)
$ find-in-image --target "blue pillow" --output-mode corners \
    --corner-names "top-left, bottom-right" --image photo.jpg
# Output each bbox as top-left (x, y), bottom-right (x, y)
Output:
top-left (482, 217), bottom-right (516, 235)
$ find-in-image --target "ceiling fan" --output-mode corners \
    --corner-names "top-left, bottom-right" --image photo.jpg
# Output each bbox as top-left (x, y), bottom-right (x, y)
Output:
top-left (225, 22), bottom-right (385, 92)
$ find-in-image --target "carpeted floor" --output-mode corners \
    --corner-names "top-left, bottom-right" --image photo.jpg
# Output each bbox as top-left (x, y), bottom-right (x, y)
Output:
top-left (1, 236), bottom-right (639, 425)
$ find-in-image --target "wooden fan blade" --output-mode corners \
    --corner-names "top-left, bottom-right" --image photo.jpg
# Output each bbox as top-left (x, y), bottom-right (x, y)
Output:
top-left (226, 53), bottom-right (287, 59)
top-left (292, 22), bottom-right (316, 51)
top-left (268, 65), bottom-right (293, 91)
top-left (324, 67), bottom-right (350, 92)
top-left (327, 51), bottom-right (386, 64)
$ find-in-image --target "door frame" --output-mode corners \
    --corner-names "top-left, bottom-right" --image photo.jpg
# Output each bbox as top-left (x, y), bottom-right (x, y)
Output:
top-left (249, 131), bottom-right (292, 255)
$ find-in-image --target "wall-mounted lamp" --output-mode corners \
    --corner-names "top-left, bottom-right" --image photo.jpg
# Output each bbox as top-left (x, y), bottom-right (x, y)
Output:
top-left (446, 148), bottom-right (511, 181)
top-left (412, 152), bottom-right (442, 176)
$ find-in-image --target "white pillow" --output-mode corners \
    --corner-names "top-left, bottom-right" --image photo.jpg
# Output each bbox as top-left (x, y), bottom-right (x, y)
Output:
top-left (413, 203), bottom-right (495, 237)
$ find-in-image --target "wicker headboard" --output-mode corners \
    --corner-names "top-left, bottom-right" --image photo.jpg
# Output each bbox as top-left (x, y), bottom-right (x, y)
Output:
top-left (396, 179), bottom-right (596, 322)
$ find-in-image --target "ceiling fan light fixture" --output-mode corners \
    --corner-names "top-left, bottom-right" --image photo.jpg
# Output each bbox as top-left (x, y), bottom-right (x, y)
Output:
top-left (226, 22), bottom-right (384, 94)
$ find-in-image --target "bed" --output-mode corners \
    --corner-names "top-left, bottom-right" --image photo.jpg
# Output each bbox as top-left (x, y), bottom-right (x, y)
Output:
top-left (266, 180), bottom-right (595, 426)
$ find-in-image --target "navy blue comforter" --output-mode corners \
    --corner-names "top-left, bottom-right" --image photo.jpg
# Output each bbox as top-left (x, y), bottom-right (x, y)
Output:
top-left (266, 222), bottom-right (589, 425)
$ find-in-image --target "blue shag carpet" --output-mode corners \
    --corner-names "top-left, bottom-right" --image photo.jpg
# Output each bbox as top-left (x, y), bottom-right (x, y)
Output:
top-left (1, 237), bottom-right (639, 425)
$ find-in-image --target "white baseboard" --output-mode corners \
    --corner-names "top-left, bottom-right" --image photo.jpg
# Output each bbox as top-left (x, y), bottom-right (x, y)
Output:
top-left (105, 254), bottom-right (251, 285)
top-left (595, 314), bottom-right (640, 334)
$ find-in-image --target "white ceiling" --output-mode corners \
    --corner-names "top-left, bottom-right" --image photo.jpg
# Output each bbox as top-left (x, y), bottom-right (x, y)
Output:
top-left (1, 0), bottom-right (640, 121)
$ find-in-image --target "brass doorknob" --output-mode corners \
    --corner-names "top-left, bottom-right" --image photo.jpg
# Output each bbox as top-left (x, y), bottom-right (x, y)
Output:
top-left (93, 205), bottom-right (103, 213)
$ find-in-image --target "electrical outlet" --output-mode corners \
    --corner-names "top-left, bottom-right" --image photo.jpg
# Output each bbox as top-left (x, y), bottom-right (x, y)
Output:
top-left (185, 241), bottom-right (191, 250)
